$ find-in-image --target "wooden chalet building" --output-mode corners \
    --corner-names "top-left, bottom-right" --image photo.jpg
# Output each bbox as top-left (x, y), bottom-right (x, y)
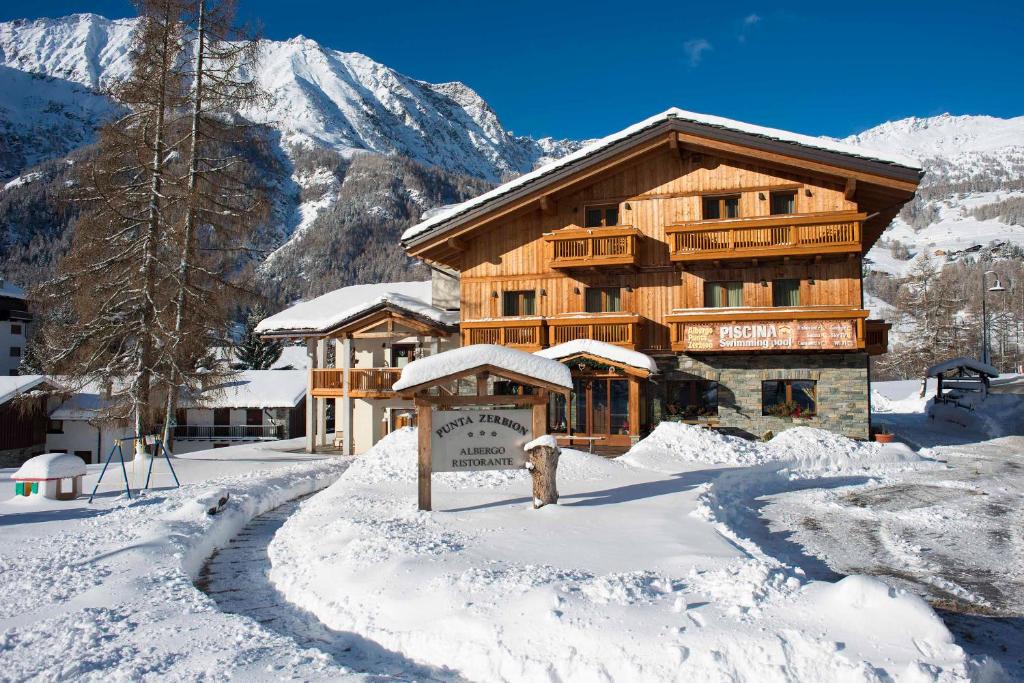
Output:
top-left (402, 109), bottom-right (923, 443)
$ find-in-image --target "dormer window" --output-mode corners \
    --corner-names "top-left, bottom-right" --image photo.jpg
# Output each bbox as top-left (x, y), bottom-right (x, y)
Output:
top-left (584, 204), bottom-right (619, 227)
top-left (702, 195), bottom-right (740, 220)
top-left (770, 190), bottom-right (796, 215)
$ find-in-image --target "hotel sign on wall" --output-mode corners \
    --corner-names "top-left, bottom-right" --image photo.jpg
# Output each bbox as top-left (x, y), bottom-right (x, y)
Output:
top-left (682, 319), bottom-right (858, 351)
top-left (430, 409), bottom-right (532, 472)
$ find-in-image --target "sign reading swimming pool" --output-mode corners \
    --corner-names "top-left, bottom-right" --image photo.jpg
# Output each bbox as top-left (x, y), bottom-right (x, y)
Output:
top-left (430, 408), bottom-right (532, 472)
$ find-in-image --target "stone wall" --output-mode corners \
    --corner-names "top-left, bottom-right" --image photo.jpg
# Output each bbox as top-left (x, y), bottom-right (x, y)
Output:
top-left (658, 352), bottom-right (871, 440)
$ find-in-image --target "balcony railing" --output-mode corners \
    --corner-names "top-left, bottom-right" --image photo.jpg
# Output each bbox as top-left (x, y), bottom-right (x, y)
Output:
top-left (544, 226), bottom-right (640, 269)
top-left (461, 318), bottom-right (546, 350)
top-left (310, 368), bottom-right (403, 397)
top-left (665, 212), bottom-right (865, 262)
top-left (666, 307), bottom-right (870, 353)
top-left (174, 424), bottom-right (283, 441)
top-left (547, 313), bottom-right (641, 348)
top-left (865, 320), bottom-right (890, 356)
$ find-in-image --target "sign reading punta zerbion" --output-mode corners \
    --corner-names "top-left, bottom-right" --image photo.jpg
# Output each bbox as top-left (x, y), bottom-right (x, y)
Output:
top-left (683, 319), bottom-right (857, 351)
top-left (430, 408), bottom-right (532, 472)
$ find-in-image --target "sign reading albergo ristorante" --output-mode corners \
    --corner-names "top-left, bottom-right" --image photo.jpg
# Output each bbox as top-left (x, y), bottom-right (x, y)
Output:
top-left (430, 409), bottom-right (532, 472)
top-left (682, 319), bottom-right (857, 352)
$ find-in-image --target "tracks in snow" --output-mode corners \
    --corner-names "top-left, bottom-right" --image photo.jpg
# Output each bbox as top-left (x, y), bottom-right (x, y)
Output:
top-left (196, 494), bottom-right (463, 682)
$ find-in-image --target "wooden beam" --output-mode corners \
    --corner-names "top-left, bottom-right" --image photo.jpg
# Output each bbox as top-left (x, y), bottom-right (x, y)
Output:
top-left (414, 394), bottom-right (548, 407)
top-left (447, 236), bottom-right (467, 252)
top-left (844, 177), bottom-right (857, 201)
top-left (416, 401), bottom-right (432, 511)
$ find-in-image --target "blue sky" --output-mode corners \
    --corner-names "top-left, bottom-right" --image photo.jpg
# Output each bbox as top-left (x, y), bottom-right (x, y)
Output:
top-left (5, 1), bottom-right (1023, 141)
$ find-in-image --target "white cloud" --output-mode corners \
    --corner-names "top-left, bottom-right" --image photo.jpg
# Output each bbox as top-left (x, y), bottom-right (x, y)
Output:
top-left (738, 13), bottom-right (762, 42)
top-left (683, 38), bottom-right (712, 67)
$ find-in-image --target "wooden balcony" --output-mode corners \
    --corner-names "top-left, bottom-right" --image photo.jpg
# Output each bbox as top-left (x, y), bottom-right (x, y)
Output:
top-left (666, 307), bottom-right (869, 353)
top-left (310, 368), bottom-right (402, 398)
top-left (666, 212), bottom-right (865, 263)
top-left (461, 318), bottom-right (546, 351)
top-left (547, 313), bottom-right (642, 348)
top-left (544, 226), bottom-right (640, 269)
top-left (865, 320), bottom-right (891, 356)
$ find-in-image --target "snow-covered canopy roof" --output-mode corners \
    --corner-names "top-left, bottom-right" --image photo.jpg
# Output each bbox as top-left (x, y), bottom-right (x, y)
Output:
top-left (926, 357), bottom-right (999, 378)
top-left (0, 280), bottom-right (27, 301)
top-left (403, 107), bottom-right (922, 246)
top-left (393, 344), bottom-right (572, 393)
top-left (0, 375), bottom-right (49, 405)
top-left (256, 281), bottom-right (458, 336)
top-left (535, 339), bottom-right (659, 375)
top-left (181, 370), bottom-right (307, 409)
top-left (13, 452), bottom-right (87, 480)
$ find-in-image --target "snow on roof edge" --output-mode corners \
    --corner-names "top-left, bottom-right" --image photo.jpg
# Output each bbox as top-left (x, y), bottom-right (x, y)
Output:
top-left (535, 339), bottom-right (659, 374)
top-left (392, 345), bottom-right (573, 392)
top-left (402, 107), bottom-right (922, 244)
top-left (925, 357), bottom-right (999, 378)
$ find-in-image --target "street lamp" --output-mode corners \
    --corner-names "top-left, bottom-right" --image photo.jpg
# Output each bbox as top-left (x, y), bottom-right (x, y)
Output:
top-left (981, 270), bottom-right (1007, 366)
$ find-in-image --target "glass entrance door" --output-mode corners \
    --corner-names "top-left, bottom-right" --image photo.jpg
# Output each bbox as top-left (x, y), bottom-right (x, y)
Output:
top-left (549, 376), bottom-right (633, 447)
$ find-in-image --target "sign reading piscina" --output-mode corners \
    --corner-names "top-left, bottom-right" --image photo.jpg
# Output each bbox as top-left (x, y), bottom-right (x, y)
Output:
top-left (431, 408), bottom-right (532, 472)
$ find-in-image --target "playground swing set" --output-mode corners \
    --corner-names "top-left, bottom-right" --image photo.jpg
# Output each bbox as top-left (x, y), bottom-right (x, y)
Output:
top-left (88, 433), bottom-right (181, 503)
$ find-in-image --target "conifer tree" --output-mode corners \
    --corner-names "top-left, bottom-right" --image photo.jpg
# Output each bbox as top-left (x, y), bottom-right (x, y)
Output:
top-left (234, 305), bottom-right (282, 370)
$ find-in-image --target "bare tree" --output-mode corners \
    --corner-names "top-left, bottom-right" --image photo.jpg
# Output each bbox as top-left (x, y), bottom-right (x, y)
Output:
top-left (159, 0), bottom-right (268, 451)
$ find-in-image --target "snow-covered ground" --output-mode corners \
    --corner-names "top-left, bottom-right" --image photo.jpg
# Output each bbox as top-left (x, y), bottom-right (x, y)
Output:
top-left (266, 425), bottom-right (999, 681)
top-left (0, 440), bottom-right (364, 681)
top-left (2, 382), bottom-right (1020, 681)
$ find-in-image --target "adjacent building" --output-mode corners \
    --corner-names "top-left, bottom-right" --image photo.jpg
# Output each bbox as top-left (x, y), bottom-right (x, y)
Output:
top-left (0, 280), bottom-right (31, 376)
top-left (256, 280), bottom-right (460, 454)
top-left (400, 109), bottom-right (923, 442)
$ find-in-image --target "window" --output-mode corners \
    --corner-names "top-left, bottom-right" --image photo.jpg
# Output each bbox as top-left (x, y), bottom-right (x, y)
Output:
top-left (770, 190), bottom-right (796, 215)
top-left (214, 408), bottom-right (230, 425)
top-left (10, 324), bottom-right (22, 335)
top-left (74, 450), bottom-right (92, 463)
top-left (175, 408), bottom-right (188, 426)
top-left (666, 380), bottom-right (719, 418)
top-left (584, 204), bottom-right (620, 228)
top-left (503, 290), bottom-right (536, 316)
top-left (390, 344), bottom-right (415, 368)
top-left (8, 370), bottom-right (17, 376)
top-left (47, 419), bottom-right (64, 434)
top-left (9, 346), bottom-right (20, 357)
top-left (772, 279), bottom-right (801, 307)
top-left (702, 195), bottom-right (740, 220)
top-left (585, 287), bottom-right (622, 313)
top-left (704, 281), bottom-right (743, 308)
top-left (246, 408), bottom-right (264, 426)
top-left (762, 380), bottom-right (817, 417)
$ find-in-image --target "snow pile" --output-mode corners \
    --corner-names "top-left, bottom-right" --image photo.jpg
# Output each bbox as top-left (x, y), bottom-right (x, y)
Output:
top-left (523, 434), bottom-right (558, 451)
top-left (269, 426), bottom-right (973, 681)
top-left (12, 452), bottom-right (86, 479)
top-left (535, 339), bottom-right (659, 374)
top-left (392, 344), bottom-right (573, 392)
top-left (926, 357), bottom-right (999, 378)
top-left (620, 422), bottom-right (766, 470)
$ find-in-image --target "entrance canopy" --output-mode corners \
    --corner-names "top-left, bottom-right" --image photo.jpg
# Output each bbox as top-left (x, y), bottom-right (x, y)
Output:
top-left (535, 339), bottom-right (658, 378)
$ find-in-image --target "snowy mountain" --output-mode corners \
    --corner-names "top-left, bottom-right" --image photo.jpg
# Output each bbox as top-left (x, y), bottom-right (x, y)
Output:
top-left (0, 13), bottom-right (576, 183)
top-left (839, 114), bottom-right (1024, 276)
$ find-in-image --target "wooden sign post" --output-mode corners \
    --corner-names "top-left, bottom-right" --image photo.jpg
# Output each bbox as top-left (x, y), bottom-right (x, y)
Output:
top-left (399, 365), bottom-right (568, 512)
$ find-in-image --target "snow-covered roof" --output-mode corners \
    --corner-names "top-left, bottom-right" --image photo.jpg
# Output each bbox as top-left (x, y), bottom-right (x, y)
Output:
top-left (12, 452), bottom-right (86, 480)
top-left (926, 357), bottom-right (999, 378)
top-left (0, 375), bottom-right (48, 405)
top-left (256, 281), bottom-right (458, 336)
top-left (535, 339), bottom-right (659, 375)
top-left (393, 344), bottom-right (573, 392)
top-left (182, 370), bottom-right (307, 409)
top-left (403, 107), bottom-right (922, 244)
top-left (49, 390), bottom-right (102, 420)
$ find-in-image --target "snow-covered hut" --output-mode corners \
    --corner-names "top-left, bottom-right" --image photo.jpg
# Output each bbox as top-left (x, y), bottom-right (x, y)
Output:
top-left (12, 452), bottom-right (86, 500)
top-left (926, 357), bottom-right (998, 409)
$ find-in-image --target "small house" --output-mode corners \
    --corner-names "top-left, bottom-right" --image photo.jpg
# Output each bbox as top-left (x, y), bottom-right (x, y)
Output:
top-left (12, 452), bottom-right (86, 500)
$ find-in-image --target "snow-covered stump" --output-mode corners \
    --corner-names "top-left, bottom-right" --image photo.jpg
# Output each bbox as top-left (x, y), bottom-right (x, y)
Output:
top-left (524, 435), bottom-right (560, 508)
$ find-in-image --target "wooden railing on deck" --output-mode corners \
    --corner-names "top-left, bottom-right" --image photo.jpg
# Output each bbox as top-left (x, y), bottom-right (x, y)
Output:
top-left (546, 314), bottom-right (641, 348)
top-left (545, 226), bottom-right (640, 269)
top-left (461, 319), bottom-right (546, 350)
top-left (666, 212), bottom-right (864, 262)
top-left (310, 368), bottom-right (402, 397)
